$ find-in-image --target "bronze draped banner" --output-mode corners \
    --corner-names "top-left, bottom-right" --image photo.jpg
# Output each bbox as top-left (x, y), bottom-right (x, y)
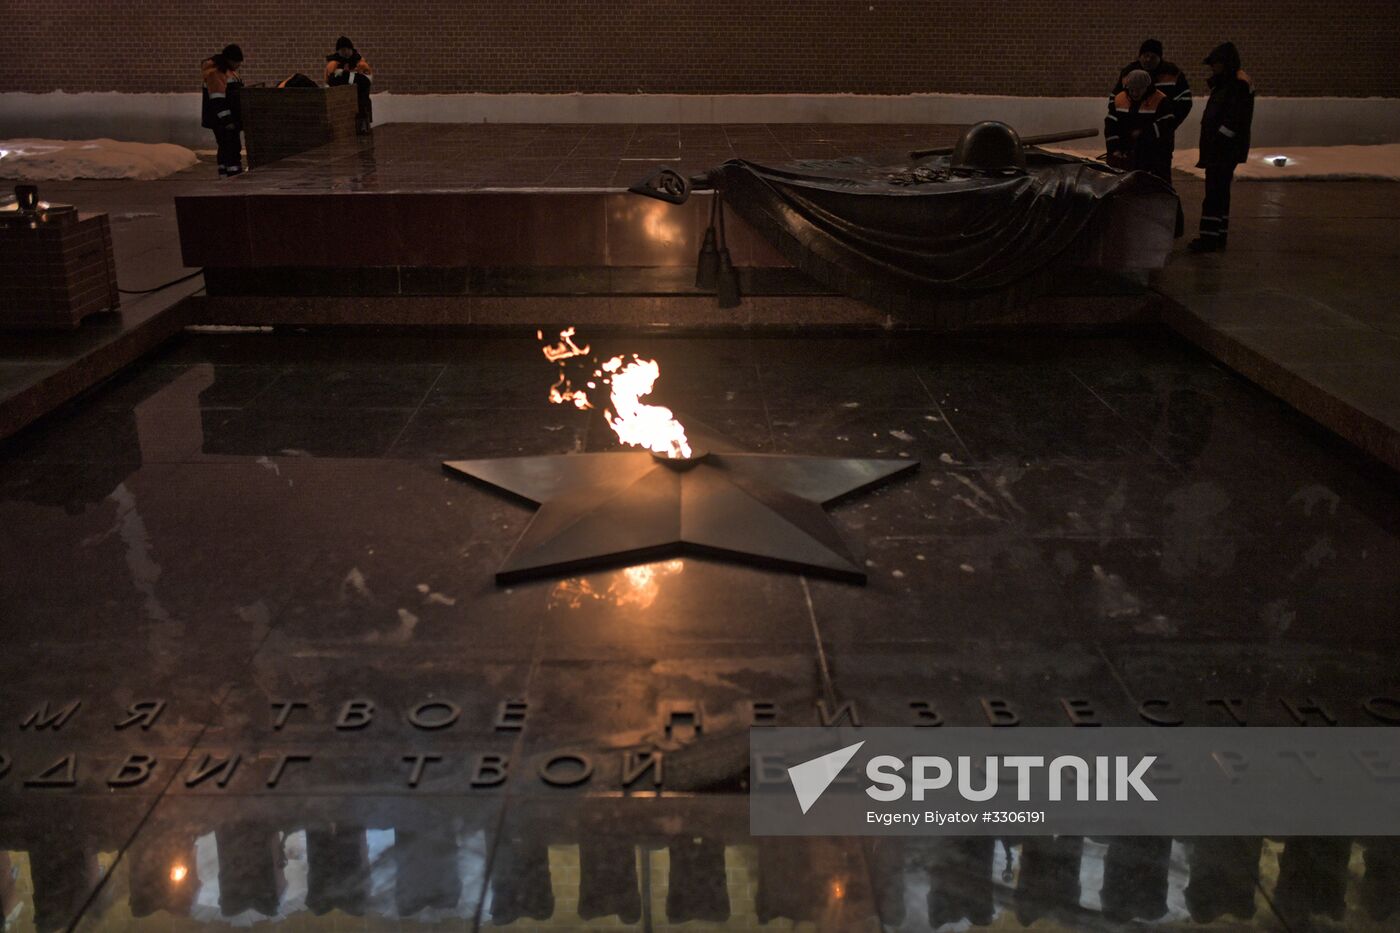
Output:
top-left (702, 150), bottom-right (1173, 312)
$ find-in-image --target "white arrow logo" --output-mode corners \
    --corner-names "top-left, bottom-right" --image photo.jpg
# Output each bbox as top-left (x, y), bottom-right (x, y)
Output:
top-left (788, 741), bottom-right (865, 814)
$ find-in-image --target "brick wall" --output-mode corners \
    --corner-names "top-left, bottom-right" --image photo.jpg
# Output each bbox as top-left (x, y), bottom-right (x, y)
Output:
top-left (2, 1), bottom-right (1394, 98)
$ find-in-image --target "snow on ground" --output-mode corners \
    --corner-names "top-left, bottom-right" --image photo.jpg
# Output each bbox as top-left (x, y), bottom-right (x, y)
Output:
top-left (1172, 145), bottom-right (1400, 181)
top-left (1044, 143), bottom-right (1400, 182)
top-left (0, 138), bottom-right (198, 180)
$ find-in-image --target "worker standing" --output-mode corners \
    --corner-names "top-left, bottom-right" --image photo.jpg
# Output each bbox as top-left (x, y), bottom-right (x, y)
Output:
top-left (1189, 42), bottom-right (1255, 252)
top-left (326, 37), bottom-right (375, 135)
top-left (1105, 70), bottom-right (1174, 180)
top-left (201, 44), bottom-right (245, 177)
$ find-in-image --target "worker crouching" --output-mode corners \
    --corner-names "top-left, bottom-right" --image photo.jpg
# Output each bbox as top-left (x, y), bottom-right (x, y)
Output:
top-left (326, 37), bottom-right (374, 135)
top-left (1105, 69), bottom-right (1174, 182)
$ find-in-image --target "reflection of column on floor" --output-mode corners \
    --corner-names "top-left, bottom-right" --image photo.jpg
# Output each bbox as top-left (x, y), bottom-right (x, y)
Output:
top-left (0, 852), bottom-right (16, 922)
top-left (488, 833), bottom-right (554, 924)
top-left (214, 824), bottom-right (285, 917)
top-left (305, 824), bottom-right (368, 917)
top-left (918, 836), bottom-right (993, 927)
top-left (577, 838), bottom-right (641, 924)
top-left (28, 843), bottom-right (99, 933)
top-left (1015, 836), bottom-right (1083, 926)
top-left (1274, 837), bottom-right (1352, 923)
top-left (665, 836), bottom-right (728, 924)
top-left (1184, 836), bottom-right (1261, 923)
top-left (393, 824), bottom-right (461, 916)
top-left (1100, 836), bottom-right (1171, 922)
top-left (1362, 838), bottom-right (1400, 922)
top-left (755, 839), bottom-right (829, 924)
top-left (135, 363), bottom-right (215, 462)
top-left (127, 831), bottom-right (198, 918)
top-left (867, 838), bottom-right (906, 928)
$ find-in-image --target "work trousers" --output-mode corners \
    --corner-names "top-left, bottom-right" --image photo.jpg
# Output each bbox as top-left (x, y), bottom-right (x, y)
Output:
top-left (1199, 163), bottom-right (1237, 243)
top-left (353, 77), bottom-right (373, 120)
top-left (212, 124), bottom-right (242, 177)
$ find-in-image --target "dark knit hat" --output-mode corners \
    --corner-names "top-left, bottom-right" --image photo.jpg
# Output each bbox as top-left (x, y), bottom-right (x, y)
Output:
top-left (335, 36), bottom-right (354, 50)
top-left (221, 43), bottom-right (244, 62)
top-left (1139, 38), bottom-right (1164, 57)
top-left (1204, 41), bottom-right (1242, 71)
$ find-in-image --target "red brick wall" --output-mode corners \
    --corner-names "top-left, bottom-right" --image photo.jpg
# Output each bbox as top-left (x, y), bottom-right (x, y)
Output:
top-left (2, 1), bottom-right (1393, 97)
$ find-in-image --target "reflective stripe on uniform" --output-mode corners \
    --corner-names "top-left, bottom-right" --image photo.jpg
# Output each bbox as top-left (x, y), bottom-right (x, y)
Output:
top-left (1175, 89), bottom-right (1192, 100)
top-left (208, 92), bottom-right (226, 99)
top-left (1219, 126), bottom-right (1237, 137)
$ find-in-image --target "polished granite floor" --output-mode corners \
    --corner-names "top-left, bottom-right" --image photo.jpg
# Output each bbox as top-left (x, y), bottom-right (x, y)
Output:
top-left (3, 330), bottom-right (1400, 931)
top-left (0, 165), bottom-right (207, 441)
top-left (1156, 177), bottom-right (1400, 472)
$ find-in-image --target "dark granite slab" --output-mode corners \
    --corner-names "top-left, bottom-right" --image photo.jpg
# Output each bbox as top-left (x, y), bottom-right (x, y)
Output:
top-left (4, 321), bottom-right (1399, 931)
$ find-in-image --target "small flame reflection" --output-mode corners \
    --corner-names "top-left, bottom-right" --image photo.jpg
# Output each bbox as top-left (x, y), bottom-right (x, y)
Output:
top-left (642, 202), bottom-right (681, 244)
top-left (170, 863), bottom-right (189, 884)
top-left (539, 328), bottom-right (691, 458)
top-left (549, 559), bottom-right (685, 610)
top-left (542, 326), bottom-right (590, 362)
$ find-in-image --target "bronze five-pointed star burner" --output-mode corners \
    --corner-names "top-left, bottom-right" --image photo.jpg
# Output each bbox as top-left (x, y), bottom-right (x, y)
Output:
top-left (444, 427), bottom-right (917, 585)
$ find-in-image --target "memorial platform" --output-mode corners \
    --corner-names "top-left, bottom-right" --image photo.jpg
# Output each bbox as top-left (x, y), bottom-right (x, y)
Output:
top-left (175, 123), bottom-right (1172, 330)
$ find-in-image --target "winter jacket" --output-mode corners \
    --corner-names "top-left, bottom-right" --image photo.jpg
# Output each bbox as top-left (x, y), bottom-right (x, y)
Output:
top-left (1105, 87), bottom-right (1174, 162)
top-left (1113, 59), bottom-right (1192, 147)
top-left (1197, 43), bottom-right (1255, 167)
top-left (325, 52), bottom-right (373, 85)
top-left (200, 55), bottom-right (242, 130)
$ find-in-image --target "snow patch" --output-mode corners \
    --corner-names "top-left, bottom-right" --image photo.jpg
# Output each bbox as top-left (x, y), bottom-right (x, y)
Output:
top-left (0, 137), bottom-right (197, 180)
top-left (1043, 143), bottom-right (1400, 182)
top-left (1176, 144), bottom-right (1400, 181)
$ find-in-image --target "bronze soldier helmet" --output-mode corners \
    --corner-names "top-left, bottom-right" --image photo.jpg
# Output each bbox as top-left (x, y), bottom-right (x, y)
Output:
top-left (949, 121), bottom-right (1028, 176)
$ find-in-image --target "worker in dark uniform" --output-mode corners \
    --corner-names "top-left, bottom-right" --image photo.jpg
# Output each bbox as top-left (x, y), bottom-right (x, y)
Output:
top-left (1189, 42), bottom-right (1255, 252)
top-left (325, 37), bottom-right (375, 135)
top-left (1111, 39), bottom-right (1191, 234)
top-left (201, 44), bottom-right (245, 177)
top-left (1105, 70), bottom-right (1173, 179)
top-left (1112, 40), bottom-right (1192, 147)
